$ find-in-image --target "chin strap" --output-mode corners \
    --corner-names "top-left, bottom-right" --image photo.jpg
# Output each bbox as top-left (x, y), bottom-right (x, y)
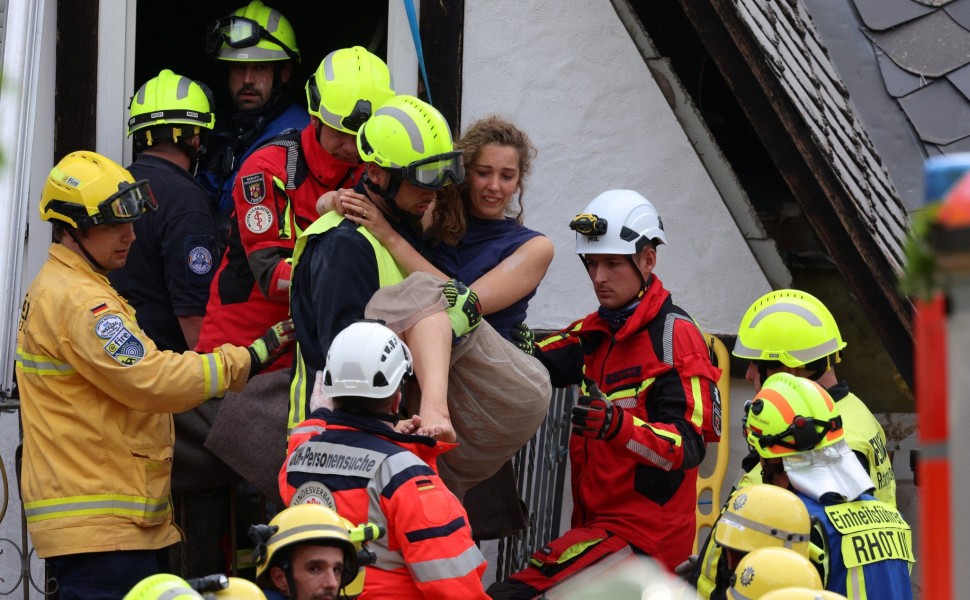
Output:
top-left (67, 229), bottom-right (107, 273)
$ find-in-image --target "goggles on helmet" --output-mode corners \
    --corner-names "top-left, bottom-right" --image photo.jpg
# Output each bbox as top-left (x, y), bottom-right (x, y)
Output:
top-left (92, 180), bottom-right (158, 227)
top-left (399, 152), bottom-right (465, 190)
top-left (752, 410), bottom-right (843, 453)
top-left (570, 213), bottom-right (608, 237)
top-left (205, 16), bottom-right (299, 62)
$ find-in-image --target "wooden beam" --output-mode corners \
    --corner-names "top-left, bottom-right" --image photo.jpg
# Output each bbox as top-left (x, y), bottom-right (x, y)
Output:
top-left (55, 0), bottom-right (99, 162)
top-left (678, 0), bottom-right (914, 386)
top-left (419, 0), bottom-right (464, 134)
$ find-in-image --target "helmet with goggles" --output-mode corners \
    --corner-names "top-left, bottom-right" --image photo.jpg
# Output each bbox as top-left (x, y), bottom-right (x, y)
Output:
top-left (205, 0), bottom-right (299, 63)
top-left (323, 321), bottom-right (413, 400)
top-left (733, 289), bottom-right (845, 370)
top-left (128, 69), bottom-right (215, 145)
top-left (306, 47), bottom-right (395, 135)
top-left (357, 94), bottom-right (464, 191)
top-left (745, 373), bottom-right (843, 459)
top-left (572, 189), bottom-right (666, 256)
top-left (40, 151), bottom-right (157, 230)
top-left (714, 484), bottom-right (811, 556)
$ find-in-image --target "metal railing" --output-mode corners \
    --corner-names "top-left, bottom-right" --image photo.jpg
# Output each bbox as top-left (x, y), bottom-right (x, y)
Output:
top-left (494, 387), bottom-right (575, 581)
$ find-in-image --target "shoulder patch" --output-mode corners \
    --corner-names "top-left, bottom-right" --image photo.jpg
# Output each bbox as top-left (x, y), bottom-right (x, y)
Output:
top-left (291, 481), bottom-right (338, 511)
top-left (102, 324), bottom-right (146, 366)
top-left (245, 205), bottom-right (273, 234)
top-left (187, 246), bottom-right (213, 275)
top-left (90, 303), bottom-right (109, 316)
top-left (241, 173), bottom-right (266, 204)
top-left (95, 314), bottom-right (124, 339)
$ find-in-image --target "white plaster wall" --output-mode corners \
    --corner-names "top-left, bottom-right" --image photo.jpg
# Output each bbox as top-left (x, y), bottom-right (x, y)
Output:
top-left (461, 0), bottom-right (772, 334)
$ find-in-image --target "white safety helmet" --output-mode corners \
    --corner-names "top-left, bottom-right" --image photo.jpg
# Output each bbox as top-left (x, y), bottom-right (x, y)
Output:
top-left (323, 321), bottom-right (413, 399)
top-left (571, 189), bottom-right (666, 255)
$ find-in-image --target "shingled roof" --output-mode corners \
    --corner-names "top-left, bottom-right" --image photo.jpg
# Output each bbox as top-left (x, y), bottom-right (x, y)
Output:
top-left (669, 0), bottom-right (915, 383)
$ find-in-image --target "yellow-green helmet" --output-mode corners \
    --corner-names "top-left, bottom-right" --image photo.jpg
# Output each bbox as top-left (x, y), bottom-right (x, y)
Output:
top-left (253, 504), bottom-right (359, 589)
top-left (205, 0), bottom-right (299, 63)
top-left (728, 547), bottom-right (823, 599)
top-left (128, 69), bottom-right (215, 143)
top-left (124, 574), bottom-right (202, 600)
top-left (40, 151), bottom-right (157, 230)
top-left (745, 373), bottom-right (844, 459)
top-left (357, 95), bottom-right (464, 190)
top-left (714, 484), bottom-right (811, 556)
top-left (733, 289), bottom-right (846, 368)
top-left (306, 46), bottom-right (395, 134)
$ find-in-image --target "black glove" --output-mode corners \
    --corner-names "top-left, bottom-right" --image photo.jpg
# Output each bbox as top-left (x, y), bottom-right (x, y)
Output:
top-left (247, 319), bottom-right (296, 377)
top-left (510, 322), bottom-right (535, 356)
top-left (571, 382), bottom-right (625, 441)
top-left (443, 279), bottom-right (482, 339)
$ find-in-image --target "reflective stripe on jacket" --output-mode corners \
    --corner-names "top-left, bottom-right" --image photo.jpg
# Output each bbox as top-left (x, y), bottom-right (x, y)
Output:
top-left (16, 244), bottom-right (250, 558)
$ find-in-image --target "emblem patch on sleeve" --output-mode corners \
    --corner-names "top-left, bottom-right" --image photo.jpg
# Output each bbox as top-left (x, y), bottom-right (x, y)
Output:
top-left (291, 481), bottom-right (338, 511)
top-left (241, 173), bottom-right (266, 204)
top-left (102, 325), bottom-right (146, 366)
top-left (187, 246), bottom-right (213, 275)
top-left (245, 205), bottom-right (273, 234)
top-left (95, 314), bottom-right (124, 339)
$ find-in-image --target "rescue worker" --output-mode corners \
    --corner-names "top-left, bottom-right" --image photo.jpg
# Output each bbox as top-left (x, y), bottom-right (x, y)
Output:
top-left (281, 321), bottom-right (488, 598)
top-left (726, 547), bottom-right (823, 599)
top-left (16, 151), bottom-right (293, 599)
top-left (251, 503), bottom-right (377, 600)
top-left (692, 484), bottom-right (815, 599)
top-left (125, 574), bottom-right (203, 600)
top-left (111, 68), bottom-right (217, 352)
top-left (196, 46), bottom-right (394, 372)
top-left (110, 69), bottom-right (225, 577)
top-left (747, 373), bottom-right (913, 599)
top-left (288, 95), bottom-right (549, 498)
top-left (199, 0), bottom-right (307, 246)
top-left (733, 289), bottom-right (896, 505)
top-left (487, 190), bottom-right (721, 598)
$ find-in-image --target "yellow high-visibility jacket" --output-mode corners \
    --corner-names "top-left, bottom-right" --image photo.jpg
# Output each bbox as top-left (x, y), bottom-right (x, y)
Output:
top-left (16, 244), bottom-right (252, 558)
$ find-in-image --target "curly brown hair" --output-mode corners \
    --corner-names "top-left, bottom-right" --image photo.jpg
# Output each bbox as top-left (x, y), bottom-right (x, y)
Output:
top-left (429, 116), bottom-right (537, 245)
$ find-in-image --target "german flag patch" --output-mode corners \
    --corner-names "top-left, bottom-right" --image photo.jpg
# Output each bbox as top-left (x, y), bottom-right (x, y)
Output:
top-left (90, 303), bottom-right (109, 316)
top-left (416, 479), bottom-right (436, 492)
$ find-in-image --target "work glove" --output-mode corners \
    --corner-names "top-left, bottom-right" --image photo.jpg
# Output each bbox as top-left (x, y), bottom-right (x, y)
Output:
top-left (443, 279), bottom-right (482, 340)
top-left (510, 322), bottom-right (535, 356)
top-left (571, 382), bottom-right (625, 441)
top-left (247, 318), bottom-right (296, 377)
top-left (673, 554), bottom-right (699, 580)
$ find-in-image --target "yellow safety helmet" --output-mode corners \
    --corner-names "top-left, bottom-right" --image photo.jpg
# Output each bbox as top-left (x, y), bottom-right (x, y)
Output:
top-left (727, 547), bottom-right (823, 599)
top-left (205, 0), bottom-right (299, 63)
top-left (357, 94), bottom-right (464, 190)
top-left (733, 289), bottom-right (845, 369)
top-left (306, 46), bottom-right (395, 135)
top-left (714, 484), bottom-right (811, 556)
top-left (40, 151), bottom-right (157, 230)
top-left (745, 373), bottom-right (844, 460)
top-left (124, 574), bottom-right (202, 600)
top-left (760, 589), bottom-right (847, 600)
top-left (253, 504), bottom-right (359, 589)
top-left (208, 577), bottom-right (266, 599)
top-left (128, 69), bottom-right (215, 143)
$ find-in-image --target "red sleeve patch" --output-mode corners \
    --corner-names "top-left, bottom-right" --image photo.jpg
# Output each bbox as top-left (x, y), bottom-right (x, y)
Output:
top-left (241, 173), bottom-right (266, 204)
